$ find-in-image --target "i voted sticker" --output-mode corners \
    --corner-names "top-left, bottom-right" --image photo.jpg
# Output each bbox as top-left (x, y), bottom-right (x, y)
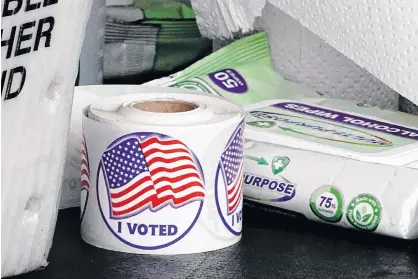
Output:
top-left (215, 121), bottom-right (244, 235)
top-left (97, 132), bottom-right (205, 250)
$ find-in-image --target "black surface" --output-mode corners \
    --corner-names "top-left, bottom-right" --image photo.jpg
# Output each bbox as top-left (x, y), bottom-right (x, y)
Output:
top-left (14, 205), bottom-right (418, 279)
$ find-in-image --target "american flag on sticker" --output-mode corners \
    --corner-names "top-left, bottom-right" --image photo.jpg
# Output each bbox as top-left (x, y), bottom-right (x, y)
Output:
top-left (101, 135), bottom-right (205, 219)
top-left (220, 122), bottom-right (244, 215)
top-left (81, 136), bottom-right (90, 191)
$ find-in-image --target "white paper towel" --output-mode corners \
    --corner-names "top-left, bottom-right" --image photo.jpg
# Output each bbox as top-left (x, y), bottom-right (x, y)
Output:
top-left (261, 4), bottom-right (400, 110)
top-left (81, 88), bottom-right (245, 254)
top-left (192, 0), bottom-right (418, 107)
top-left (1, 0), bottom-right (92, 277)
top-left (210, 27), bottom-right (400, 111)
top-left (191, 0), bottom-right (264, 39)
top-left (198, 2), bottom-right (402, 111)
top-left (269, 0), bottom-right (418, 107)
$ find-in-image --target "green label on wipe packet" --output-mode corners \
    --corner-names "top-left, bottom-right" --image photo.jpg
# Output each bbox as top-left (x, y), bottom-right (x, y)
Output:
top-left (171, 58), bottom-right (320, 104)
top-left (165, 32), bottom-right (321, 104)
top-left (246, 100), bottom-right (418, 153)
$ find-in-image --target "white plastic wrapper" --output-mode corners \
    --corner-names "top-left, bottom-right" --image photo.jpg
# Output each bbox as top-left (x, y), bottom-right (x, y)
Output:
top-left (1, 0), bottom-right (92, 276)
top-left (243, 97), bottom-right (418, 239)
top-left (81, 88), bottom-right (245, 254)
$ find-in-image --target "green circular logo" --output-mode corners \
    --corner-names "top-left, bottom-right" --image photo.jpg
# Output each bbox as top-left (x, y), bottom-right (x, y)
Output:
top-left (346, 194), bottom-right (382, 231)
top-left (309, 185), bottom-right (344, 223)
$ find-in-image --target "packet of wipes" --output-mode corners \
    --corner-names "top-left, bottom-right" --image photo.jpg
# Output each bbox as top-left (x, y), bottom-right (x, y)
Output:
top-left (144, 32), bottom-right (322, 102)
top-left (145, 32), bottom-right (418, 239)
top-left (243, 97), bottom-right (418, 239)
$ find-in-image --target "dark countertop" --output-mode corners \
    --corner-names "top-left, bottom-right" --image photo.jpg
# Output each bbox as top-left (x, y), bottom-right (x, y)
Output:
top-left (14, 204), bottom-right (418, 279)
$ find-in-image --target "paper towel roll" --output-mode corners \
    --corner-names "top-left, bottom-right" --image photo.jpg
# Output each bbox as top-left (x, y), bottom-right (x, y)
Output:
top-left (1, 1), bottom-right (92, 277)
top-left (261, 4), bottom-right (400, 110)
top-left (81, 90), bottom-right (245, 254)
top-left (206, 3), bottom-right (404, 111)
top-left (269, 0), bottom-right (418, 106)
top-left (191, 0), bottom-right (265, 39)
top-left (193, 0), bottom-right (418, 109)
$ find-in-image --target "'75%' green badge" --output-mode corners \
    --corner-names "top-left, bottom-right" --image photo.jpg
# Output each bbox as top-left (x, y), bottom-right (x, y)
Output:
top-left (346, 194), bottom-right (382, 232)
top-left (310, 186), bottom-right (344, 223)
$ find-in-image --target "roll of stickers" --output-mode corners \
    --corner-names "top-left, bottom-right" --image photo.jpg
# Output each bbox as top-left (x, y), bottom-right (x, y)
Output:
top-left (62, 85), bottom-right (187, 209)
top-left (81, 90), bottom-right (245, 254)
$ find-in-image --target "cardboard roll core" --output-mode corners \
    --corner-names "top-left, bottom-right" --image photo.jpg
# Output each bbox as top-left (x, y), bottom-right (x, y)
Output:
top-left (134, 100), bottom-right (198, 113)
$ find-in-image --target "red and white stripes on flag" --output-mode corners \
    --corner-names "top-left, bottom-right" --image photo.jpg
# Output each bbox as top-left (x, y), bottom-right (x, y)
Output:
top-left (101, 136), bottom-right (205, 218)
top-left (81, 136), bottom-right (90, 191)
top-left (226, 163), bottom-right (243, 214)
top-left (220, 122), bottom-right (244, 215)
